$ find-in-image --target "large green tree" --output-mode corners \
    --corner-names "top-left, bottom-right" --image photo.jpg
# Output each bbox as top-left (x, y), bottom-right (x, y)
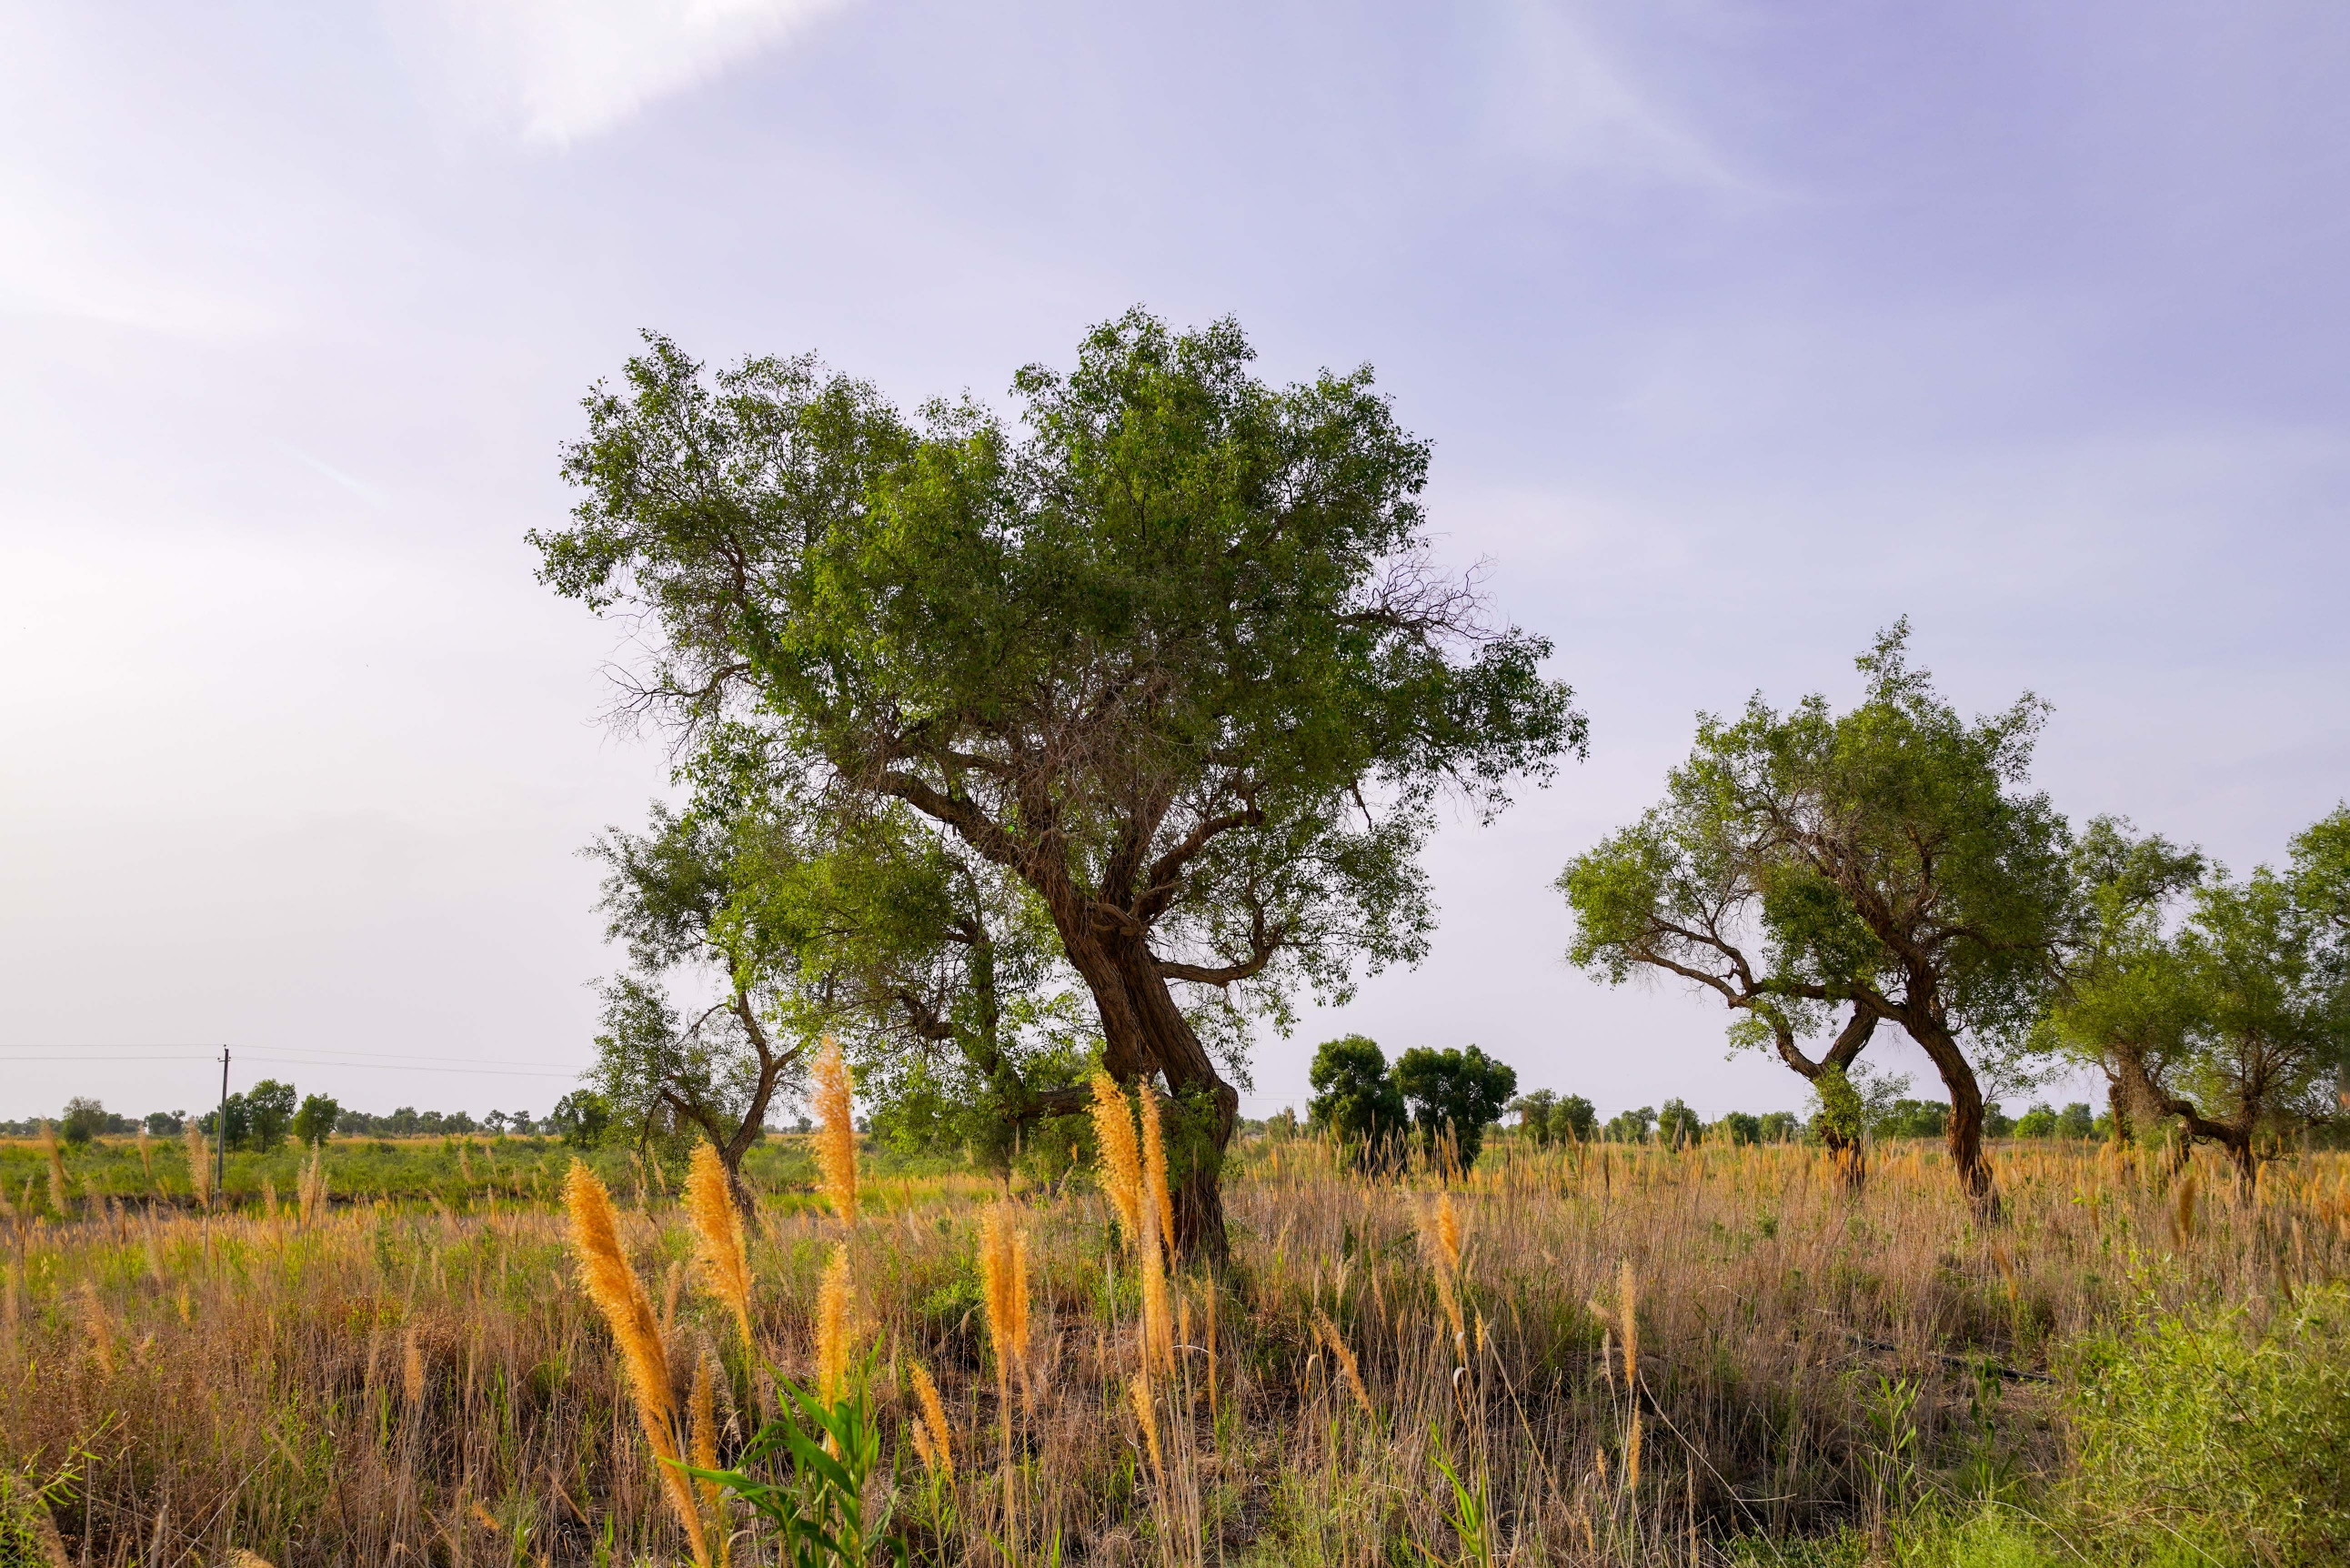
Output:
top-left (535, 310), bottom-right (1583, 1259)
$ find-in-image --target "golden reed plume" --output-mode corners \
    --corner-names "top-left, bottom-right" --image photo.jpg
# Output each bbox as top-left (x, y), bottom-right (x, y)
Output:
top-left (1137, 1088), bottom-right (1178, 1267)
top-left (686, 1143), bottom-right (757, 1354)
top-left (690, 1351), bottom-right (728, 1568)
top-left (979, 1202), bottom-right (1032, 1404)
top-left (1418, 1193), bottom-right (1467, 1351)
top-left (184, 1122), bottom-right (210, 1207)
top-left (1312, 1307), bottom-right (1373, 1418)
top-left (815, 1241), bottom-right (853, 1405)
top-left (1089, 1072), bottom-right (1144, 1250)
top-left (1140, 1191), bottom-right (1174, 1375)
top-left (1618, 1257), bottom-right (1639, 1390)
top-left (909, 1359), bottom-right (954, 1481)
top-left (565, 1160), bottom-right (711, 1568)
top-left (812, 1036), bottom-right (859, 1223)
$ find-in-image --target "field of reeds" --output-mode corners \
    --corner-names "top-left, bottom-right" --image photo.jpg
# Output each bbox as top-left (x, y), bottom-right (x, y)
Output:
top-left (5, 1116), bottom-right (2349, 1566)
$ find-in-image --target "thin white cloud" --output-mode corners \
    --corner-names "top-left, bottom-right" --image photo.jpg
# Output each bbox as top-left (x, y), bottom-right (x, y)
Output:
top-left (1481, 0), bottom-right (1747, 191)
top-left (398, 0), bottom-right (854, 147)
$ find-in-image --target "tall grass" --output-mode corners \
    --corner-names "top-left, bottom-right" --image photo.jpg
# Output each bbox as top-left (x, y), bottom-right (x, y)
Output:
top-left (2, 1132), bottom-right (2346, 1563)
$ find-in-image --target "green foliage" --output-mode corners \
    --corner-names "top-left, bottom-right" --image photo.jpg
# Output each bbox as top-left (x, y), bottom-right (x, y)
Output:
top-left (1656, 1095), bottom-right (1702, 1149)
top-left (290, 1093), bottom-right (340, 1148)
top-left (536, 311), bottom-right (1585, 1246)
top-left (1874, 1099), bottom-right (1951, 1140)
top-left (1758, 1110), bottom-right (1802, 1142)
top-left (2012, 1104), bottom-right (2058, 1139)
top-left (1307, 1035), bottom-right (1405, 1163)
top-left (2053, 810), bottom-right (2350, 1172)
top-left (1511, 1090), bottom-right (1594, 1146)
top-left (551, 1090), bottom-right (613, 1150)
top-left (59, 1096), bottom-right (105, 1147)
top-left (213, 1079), bottom-right (298, 1152)
top-left (0, 1460), bottom-right (73, 1566)
top-left (1391, 1044), bottom-right (1517, 1168)
top-left (1810, 1067), bottom-right (1863, 1149)
top-left (1602, 1105), bottom-right (1655, 1143)
top-left (679, 1361), bottom-right (906, 1566)
top-left (2065, 1283), bottom-right (2350, 1565)
top-left (1716, 1110), bottom-right (1763, 1145)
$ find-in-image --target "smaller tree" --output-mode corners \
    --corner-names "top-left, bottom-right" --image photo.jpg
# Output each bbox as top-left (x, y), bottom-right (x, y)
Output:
top-left (144, 1111), bottom-right (182, 1137)
top-left (243, 1081), bottom-right (297, 1151)
top-left (1511, 1090), bottom-right (1560, 1145)
top-left (1715, 1110), bottom-right (1762, 1145)
top-left (551, 1091), bottom-right (613, 1150)
top-left (1656, 1097), bottom-right (1702, 1149)
top-left (1604, 1105), bottom-right (1657, 1143)
top-left (1392, 1045), bottom-right (1518, 1169)
top-left (291, 1094), bottom-right (340, 1149)
top-left (1554, 1093), bottom-right (1597, 1142)
top-left (60, 1097), bottom-right (106, 1147)
top-left (1307, 1035), bottom-right (1407, 1164)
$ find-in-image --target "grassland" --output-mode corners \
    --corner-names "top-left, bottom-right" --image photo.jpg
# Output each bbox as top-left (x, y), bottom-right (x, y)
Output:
top-left (4, 1130), bottom-right (2347, 1565)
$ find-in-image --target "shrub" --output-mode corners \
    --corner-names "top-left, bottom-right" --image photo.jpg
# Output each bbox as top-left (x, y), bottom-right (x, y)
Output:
top-left (2065, 1282), bottom-right (2350, 1564)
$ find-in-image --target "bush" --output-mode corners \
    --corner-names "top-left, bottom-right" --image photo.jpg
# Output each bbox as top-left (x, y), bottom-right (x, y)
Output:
top-left (2065, 1282), bottom-right (2350, 1565)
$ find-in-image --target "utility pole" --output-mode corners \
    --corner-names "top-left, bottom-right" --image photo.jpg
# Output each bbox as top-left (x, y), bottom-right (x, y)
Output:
top-left (217, 1045), bottom-right (229, 1197)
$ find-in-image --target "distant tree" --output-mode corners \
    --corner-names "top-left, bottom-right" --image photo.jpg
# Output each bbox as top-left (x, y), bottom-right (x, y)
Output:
top-left (1554, 1093), bottom-right (1597, 1142)
top-left (242, 1081), bottom-right (298, 1151)
top-left (1715, 1110), bottom-right (1762, 1146)
top-left (2052, 813), bottom-right (2348, 1184)
top-left (550, 1091), bottom-right (613, 1150)
top-left (1758, 1110), bottom-right (1801, 1143)
top-left (1307, 1035), bottom-right (1407, 1164)
top-left (1604, 1105), bottom-right (1657, 1143)
top-left (2057, 1101), bottom-right (2095, 1140)
top-left (291, 1094), bottom-right (340, 1149)
top-left (144, 1111), bottom-right (182, 1137)
top-left (537, 312), bottom-right (1584, 1259)
top-left (2014, 1103), bottom-right (2059, 1138)
top-left (1392, 1045), bottom-right (1518, 1169)
top-left (1874, 1099), bottom-right (1951, 1140)
top-left (1656, 1097), bottom-right (1702, 1149)
top-left (1511, 1090), bottom-right (1560, 1145)
top-left (60, 1097), bottom-right (106, 1147)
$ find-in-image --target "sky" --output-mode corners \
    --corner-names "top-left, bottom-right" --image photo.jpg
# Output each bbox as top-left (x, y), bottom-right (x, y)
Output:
top-left (4, 0), bottom-right (2346, 1126)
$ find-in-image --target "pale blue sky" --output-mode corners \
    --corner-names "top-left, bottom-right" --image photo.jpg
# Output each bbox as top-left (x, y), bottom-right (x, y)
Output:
top-left (4, 1), bottom-right (2345, 1123)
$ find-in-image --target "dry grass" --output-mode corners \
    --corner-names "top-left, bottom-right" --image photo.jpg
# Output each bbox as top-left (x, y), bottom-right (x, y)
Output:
top-left (2, 1135), bottom-right (2346, 1563)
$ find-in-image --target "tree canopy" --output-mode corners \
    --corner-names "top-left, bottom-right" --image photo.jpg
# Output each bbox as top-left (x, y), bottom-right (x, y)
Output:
top-left (535, 309), bottom-right (1583, 1258)
top-left (1392, 1044), bottom-right (1518, 1167)
top-left (1565, 624), bottom-right (2075, 1211)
